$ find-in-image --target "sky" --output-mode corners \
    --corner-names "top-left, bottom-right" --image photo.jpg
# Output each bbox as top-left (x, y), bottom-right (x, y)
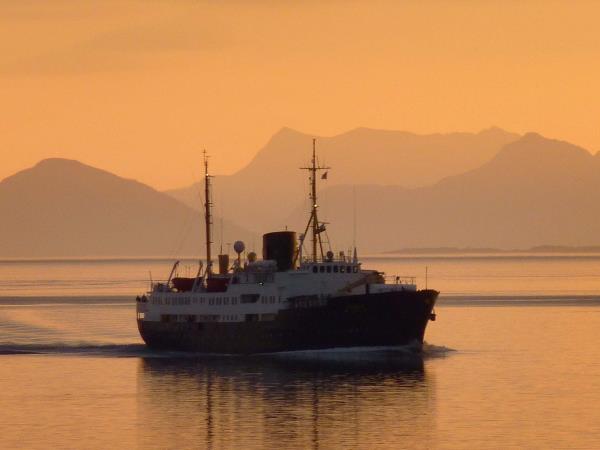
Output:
top-left (1, 0), bottom-right (600, 190)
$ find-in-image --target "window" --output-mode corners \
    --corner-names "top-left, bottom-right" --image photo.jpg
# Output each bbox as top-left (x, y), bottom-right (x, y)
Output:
top-left (327, 266), bottom-right (332, 273)
top-left (319, 266), bottom-right (325, 273)
top-left (353, 266), bottom-right (359, 273)
top-left (347, 266), bottom-right (352, 273)
top-left (241, 294), bottom-right (260, 303)
top-left (334, 266), bottom-right (339, 273)
top-left (312, 266), bottom-right (318, 273)
top-left (340, 266), bottom-right (345, 273)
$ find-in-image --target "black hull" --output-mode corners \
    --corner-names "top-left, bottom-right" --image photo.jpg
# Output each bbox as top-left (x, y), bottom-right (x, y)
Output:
top-left (138, 290), bottom-right (438, 354)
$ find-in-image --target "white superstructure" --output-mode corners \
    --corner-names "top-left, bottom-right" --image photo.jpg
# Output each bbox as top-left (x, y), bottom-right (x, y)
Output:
top-left (137, 257), bottom-right (417, 324)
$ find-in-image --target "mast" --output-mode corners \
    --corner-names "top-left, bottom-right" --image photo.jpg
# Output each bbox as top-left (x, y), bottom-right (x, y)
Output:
top-left (301, 139), bottom-right (330, 262)
top-left (203, 150), bottom-right (213, 275)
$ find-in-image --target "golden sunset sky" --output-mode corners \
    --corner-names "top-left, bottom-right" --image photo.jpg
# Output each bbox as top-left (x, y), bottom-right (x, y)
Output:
top-left (1, 0), bottom-right (599, 189)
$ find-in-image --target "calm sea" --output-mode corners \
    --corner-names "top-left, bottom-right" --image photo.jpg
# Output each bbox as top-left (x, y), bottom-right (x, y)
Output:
top-left (1, 255), bottom-right (600, 449)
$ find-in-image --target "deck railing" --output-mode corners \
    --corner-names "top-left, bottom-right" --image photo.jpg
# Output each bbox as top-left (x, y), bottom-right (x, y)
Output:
top-left (384, 275), bottom-right (416, 286)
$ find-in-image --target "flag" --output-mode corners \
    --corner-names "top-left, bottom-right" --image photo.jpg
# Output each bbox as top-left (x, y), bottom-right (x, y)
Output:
top-left (321, 171), bottom-right (328, 180)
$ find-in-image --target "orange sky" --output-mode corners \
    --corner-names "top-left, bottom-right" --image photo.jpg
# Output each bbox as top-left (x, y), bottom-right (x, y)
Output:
top-left (1, 0), bottom-right (600, 190)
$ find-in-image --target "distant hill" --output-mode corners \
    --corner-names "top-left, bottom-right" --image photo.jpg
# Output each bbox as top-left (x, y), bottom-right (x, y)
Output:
top-left (384, 246), bottom-right (600, 254)
top-left (0, 159), bottom-right (255, 257)
top-left (167, 126), bottom-right (519, 233)
top-left (283, 133), bottom-right (600, 252)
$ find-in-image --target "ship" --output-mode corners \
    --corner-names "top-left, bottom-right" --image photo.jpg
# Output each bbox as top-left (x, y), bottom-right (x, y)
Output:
top-left (136, 141), bottom-right (438, 354)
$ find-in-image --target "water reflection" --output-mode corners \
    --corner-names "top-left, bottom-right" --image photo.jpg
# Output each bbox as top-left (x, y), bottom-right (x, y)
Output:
top-left (137, 350), bottom-right (434, 449)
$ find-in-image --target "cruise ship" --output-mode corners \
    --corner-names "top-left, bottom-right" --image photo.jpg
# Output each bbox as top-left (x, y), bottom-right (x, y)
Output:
top-left (136, 142), bottom-right (438, 354)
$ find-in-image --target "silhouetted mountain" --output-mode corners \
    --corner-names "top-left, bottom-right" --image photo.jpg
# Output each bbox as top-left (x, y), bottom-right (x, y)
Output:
top-left (0, 159), bottom-right (255, 257)
top-left (284, 133), bottom-right (600, 252)
top-left (4, 132), bottom-right (593, 257)
top-left (167, 127), bottom-right (518, 233)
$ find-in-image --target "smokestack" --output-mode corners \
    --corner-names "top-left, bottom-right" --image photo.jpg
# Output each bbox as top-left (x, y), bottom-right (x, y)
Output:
top-left (218, 254), bottom-right (229, 275)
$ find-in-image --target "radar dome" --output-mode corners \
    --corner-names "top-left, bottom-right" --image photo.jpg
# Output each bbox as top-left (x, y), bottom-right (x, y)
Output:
top-left (248, 251), bottom-right (257, 262)
top-left (233, 240), bottom-right (245, 254)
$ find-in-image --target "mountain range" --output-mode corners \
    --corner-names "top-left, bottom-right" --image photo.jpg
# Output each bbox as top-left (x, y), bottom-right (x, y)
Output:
top-left (167, 127), bottom-right (519, 233)
top-left (0, 159), bottom-right (255, 257)
top-left (286, 133), bottom-right (600, 252)
top-left (2, 128), bottom-right (600, 257)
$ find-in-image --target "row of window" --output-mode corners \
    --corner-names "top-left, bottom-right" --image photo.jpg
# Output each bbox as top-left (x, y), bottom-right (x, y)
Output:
top-left (158, 313), bottom-right (276, 323)
top-left (152, 294), bottom-right (281, 306)
top-left (151, 296), bottom-right (237, 306)
top-left (160, 314), bottom-right (236, 323)
top-left (311, 265), bottom-right (359, 274)
top-left (209, 297), bottom-right (237, 306)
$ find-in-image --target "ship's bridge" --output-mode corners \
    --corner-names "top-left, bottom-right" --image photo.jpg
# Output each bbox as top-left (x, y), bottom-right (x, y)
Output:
top-left (300, 260), bottom-right (361, 275)
top-left (299, 249), bottom-right (361, 273)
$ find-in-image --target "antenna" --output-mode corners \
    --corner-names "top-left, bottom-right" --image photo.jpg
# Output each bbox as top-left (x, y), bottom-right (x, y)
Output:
top-left (218, 188), bottom-right (225, 255)
top-left (352, 185), bottom-right (358, 263)
top-left (353, 185), bottom-right (357, 248)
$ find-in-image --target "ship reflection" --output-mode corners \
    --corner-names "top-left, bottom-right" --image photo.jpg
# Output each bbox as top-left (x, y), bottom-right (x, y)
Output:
top-left (136, 350), bottom-right (435, 449)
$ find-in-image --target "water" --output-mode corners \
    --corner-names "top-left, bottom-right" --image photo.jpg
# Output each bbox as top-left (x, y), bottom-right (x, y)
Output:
top-left (1, 256), bottom-right (600, 449)
top-left (3, 253), bottom-right (600, 297)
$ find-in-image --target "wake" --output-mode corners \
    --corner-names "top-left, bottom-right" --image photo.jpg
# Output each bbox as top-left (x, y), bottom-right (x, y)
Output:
top-left (422, 342), bottom-right (456, 357)
top-left (0, 341), bottom-right (457, 361)
top-left (0, 342), bottom-right (150, 357)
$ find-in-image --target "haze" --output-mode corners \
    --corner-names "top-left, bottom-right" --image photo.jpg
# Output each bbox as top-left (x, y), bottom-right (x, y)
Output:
top-left (2, 0), bottom-right (600, 190)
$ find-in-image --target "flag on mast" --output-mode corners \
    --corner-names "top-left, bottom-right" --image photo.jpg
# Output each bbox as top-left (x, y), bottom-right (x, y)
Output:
top-left (321, 171), bottom-right (328, 180)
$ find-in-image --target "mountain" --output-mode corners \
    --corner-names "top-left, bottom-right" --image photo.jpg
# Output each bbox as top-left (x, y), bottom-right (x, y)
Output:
top-left (4, 131), bottom-right (594, 257)
top-left (0, 159), bottom-right (255, 257)
top-left (284, 133), bottom-right (600, 252)
top-left (167, 127), bottom-right (519, 233)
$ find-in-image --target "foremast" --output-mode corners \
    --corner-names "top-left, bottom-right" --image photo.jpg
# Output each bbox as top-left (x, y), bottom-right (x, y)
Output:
top-left (203, 150), bottom-right (213, 276)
